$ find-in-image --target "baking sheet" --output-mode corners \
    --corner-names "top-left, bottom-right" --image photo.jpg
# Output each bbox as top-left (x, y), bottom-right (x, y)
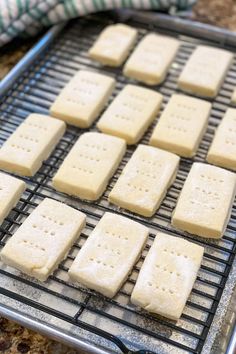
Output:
top-left (0, 11), bottom-right (236, 354)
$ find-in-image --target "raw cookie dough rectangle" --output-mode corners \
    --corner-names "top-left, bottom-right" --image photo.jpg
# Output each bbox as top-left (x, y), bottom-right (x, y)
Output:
top-left (178, 45), bottom-right (233, 98)
top-left (150, 94), bottom-right (211, 157)
top-left (109, 145), bottom-right (180, 217)
top-left (50, 70), bottom-right (115, 128)
top-left (123, 33), bottom-right (180, 85)
top-left (207, 108), bottom-right (236, 170)
top-left (0, 172), bottom-right (26, 225)
top-left (52, 132), bottom-right (126, 201)
top-left (131, 232), bottom-right (204, 320)
top-left (88, 24), bottom-right (137, 67)
top-left (172, 162), bottom-right (236, 238)
top-left (0, 114), bottom-right (66, 176)
top-left (97, 85), bottom-right (163, 144)
top-left (69, 212), bottom-right (149, 297)
top-left (0, 198), bottom-right (86, 281)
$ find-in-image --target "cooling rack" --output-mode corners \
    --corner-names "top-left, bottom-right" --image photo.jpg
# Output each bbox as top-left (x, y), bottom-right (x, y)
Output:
top-left (0, 10), bottom-right (236, 354)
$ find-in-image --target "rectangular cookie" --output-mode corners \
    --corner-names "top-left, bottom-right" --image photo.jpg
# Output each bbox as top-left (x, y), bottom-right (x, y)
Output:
top-left (131, 232), bottom-right (204, 320)
top-left (50, 70), bottom-right (115, 128)
top-left (0, 198), bottom-right (86, 281)
top-left (0, 114), bottom-right (66, 176)
top-left (97, 85), bottom-right (163, 144)
top-left (69, 212), bottom-right (149, 297)
top-left (109, 145), bottom-right (180, 217)
top-left (0, 172), bottom-right (26, 225)
top-left (231, 89), bottom-right (236, 104)
top-left (88, 24), bottom-right (137, 66)
top-left (207, 108), bottom-right (236, 170)
top-left (52, 132), bottom-right (126, 201)
top-left (149, 94), bottom-right (211, 157)
top-left (123, 33), bottom-right (180, 85)
top-left (172, 163), bottom-right (236, 238)
top-left (178, 45), bottom-right (233, 98)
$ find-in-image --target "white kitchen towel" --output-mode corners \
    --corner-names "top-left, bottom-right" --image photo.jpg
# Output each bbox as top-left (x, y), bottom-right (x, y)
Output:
top-left (0, 0), bottom-right (195, 46)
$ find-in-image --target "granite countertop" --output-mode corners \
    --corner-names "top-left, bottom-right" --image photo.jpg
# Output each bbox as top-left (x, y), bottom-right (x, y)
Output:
top-left (0, 0), bottom-right (235, 353)
top-left (0, 318), bottom-right (77, 353)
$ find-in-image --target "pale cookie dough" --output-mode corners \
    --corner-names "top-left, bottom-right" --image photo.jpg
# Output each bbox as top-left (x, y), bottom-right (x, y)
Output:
top-left (97, 85), bottom-right (163, 144)
top-left (231, 89), bottom-right (236, 104)
top-left (150, 94), bottom-right (211, 157)
top-left (178, 45), bottom-right (233, 98)
top-left (172, 163), bottom-right (236, 238)
top-left (0, 198), bottom-right (86, 281)
top-left (50, 70), bottom-right (115, 128)
top-left (131, 232), bottom-right (204, 320)
top-left (207, 108), bottom-right (236, 170)
top-left (88, 24), bottom-right (137, 67)
top-left (0, 114), bottom-right (66, 177)
top-left (52, 132), bottom-right (126, 201)
top-left (69, 212), bottom-right (149, 298)
top-left (109, 145), bottom-right (179, 217)
top-left (123, 33), bottom-right (180, 85)
top-left (0, 172), bottom-right (26, 225)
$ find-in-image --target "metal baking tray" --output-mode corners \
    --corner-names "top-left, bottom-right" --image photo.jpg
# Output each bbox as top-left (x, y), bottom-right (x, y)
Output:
top-left (0, 10), bottom-right (236, 354)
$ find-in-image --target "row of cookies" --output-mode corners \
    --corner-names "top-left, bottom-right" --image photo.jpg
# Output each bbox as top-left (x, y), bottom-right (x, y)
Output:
top-left (0, 114), bottom-right (235, 239)
top-left (50, 68), bottom-right (236, 169)
top-left (45, 137), bottom-right (236, 239)
top-left (0, 191), bottom-right (203, 321)
top-left (88, 23), bottom-right (234, 98)
top-left (0, 72), bottom-right (235, 175)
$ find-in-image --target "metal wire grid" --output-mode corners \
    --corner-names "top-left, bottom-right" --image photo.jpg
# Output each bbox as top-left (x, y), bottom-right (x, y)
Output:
top-left (0, 14), bottom-right (236, 354)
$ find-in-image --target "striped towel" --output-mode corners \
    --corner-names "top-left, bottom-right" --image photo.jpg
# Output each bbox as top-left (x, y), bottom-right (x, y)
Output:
top-left (0, 0), bottom-right (195, 47)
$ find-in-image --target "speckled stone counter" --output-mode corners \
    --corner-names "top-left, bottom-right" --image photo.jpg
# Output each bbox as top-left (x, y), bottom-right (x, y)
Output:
top-left (0, 317), bottom-right (78, 353)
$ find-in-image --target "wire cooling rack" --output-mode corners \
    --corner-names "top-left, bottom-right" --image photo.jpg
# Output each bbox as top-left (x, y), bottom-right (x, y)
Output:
top-left (0, 10), bottom-right (236, 354)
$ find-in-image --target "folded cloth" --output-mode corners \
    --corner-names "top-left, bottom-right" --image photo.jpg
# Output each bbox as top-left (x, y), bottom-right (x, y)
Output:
top-left (0, 0), bottom-right (195, 47)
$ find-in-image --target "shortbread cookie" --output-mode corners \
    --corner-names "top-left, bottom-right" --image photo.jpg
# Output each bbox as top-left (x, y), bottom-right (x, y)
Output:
top-left (172, 163), bottom-right (236, 238)
top-left (69, 212), bottom-right (149, 297)
top-left (0, 198), bottom-right (86, 281)
top-left (0, 114), bottom-right (66, 176)
top-left (123, 33), bottom-right (180, 85)
top-left (0, 172), bottom-right (26, 225)
top-left (178, 45), bottom-right (233, 98)
top-left (88, 24), bottom-right (137, 66)
top-left (231, 89), bottom-right (236, 104)
top-left (52, 132), bottom-right (126, 200)
top-left (50, 70), bottom-right (115, 128)
top-left (150, 94), bottom-right (211, 157)
top-left (131, 232), bottom-right (204, 320)
top-left (207, 108), bottom-right (236, 170)
top-left (109, 145), bottom-right (179, 217)
top-left (97, 85), bottom-right (163, 144)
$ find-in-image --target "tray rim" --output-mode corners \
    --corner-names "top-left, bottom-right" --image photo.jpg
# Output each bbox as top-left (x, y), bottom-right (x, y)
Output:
top-left (0, 9), bottom-right (236, 354)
